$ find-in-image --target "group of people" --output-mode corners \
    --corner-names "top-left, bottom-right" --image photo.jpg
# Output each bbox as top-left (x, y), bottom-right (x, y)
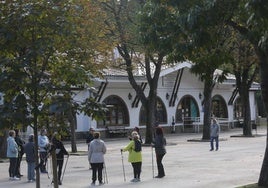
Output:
top-left (86, 125), bottom-right (167, 186)
top-left (6, 128), bottom-right (69, 185)
top-left (6, 118), bottom-right (219, 186)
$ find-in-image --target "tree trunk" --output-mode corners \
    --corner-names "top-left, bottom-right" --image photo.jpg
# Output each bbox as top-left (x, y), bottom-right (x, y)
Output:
top-left (0, 130), bottom-right (8, 158)
top-left (258, 52), bottom-right (268, 186)
top-left (202, 79), bottom-right (213, 140)
top-left (69, 110), bottom-right (77, 153)
top-left (33, 114), bottom-right (41, 188)
top-left (51, 149), bottom-right (59, 188)
top-left (241, 90), bottom-right (252, 136)
top-left (144, 97), bottom-right (157, 144)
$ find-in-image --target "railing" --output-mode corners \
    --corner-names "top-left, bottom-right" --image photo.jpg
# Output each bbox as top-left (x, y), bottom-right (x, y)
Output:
top-left (182, 117), bottom-right (201, 133)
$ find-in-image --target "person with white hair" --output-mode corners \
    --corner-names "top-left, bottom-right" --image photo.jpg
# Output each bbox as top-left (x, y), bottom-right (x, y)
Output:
top-left (121, 131), bottom-right (142, 182)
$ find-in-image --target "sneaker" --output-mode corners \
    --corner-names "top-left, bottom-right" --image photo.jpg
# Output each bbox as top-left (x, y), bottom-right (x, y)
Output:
top-left (12, 176), bottom-right (20, 181)
top-left (136, 178), bottom-right (141, 182)
top-left (210, 149), bottom-right (214, 151)
top-left (91, 182), bottom-right (95, 186)
top-left (155, 175), bottom-right (165, 178)
top-left (28, 180), bottom-right (33, 183)
top-left (99, 181), bottom-right (104, 186)
top-left (130, 178), bottom-right (137, 182)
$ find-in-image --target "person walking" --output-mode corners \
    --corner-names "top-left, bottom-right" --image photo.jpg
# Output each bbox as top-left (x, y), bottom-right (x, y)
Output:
top-left (86, 128), bottom-right (94, 170)
top-left (24, 134), bottom-right (35, 183)
top-left (6, 130), bottom-right (20, 181)
top-left (14, 129), bottom-right (25, 177)
top-left (121, 131), bottom-right (142, 182)
top-left (152, 126), bottom-right (166, 178)
top-left (51, 132), bottom-right (69, 185)
top-left (38, 128), bottom-right (50, 173)
top-left (88, 132), bottom-right (107, 186)
top-left (210, 118), bottom-right (220, 151)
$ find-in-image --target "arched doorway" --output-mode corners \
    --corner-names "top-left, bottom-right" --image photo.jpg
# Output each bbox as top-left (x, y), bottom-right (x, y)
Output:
top-left (212, 95), bottom-right (228, 118)
top-left (139, 97), bottom-right (167, 125)
top-left (175, 95), bottom-right (200, 123)
top-left (97, 95), bottom-right (129, 128)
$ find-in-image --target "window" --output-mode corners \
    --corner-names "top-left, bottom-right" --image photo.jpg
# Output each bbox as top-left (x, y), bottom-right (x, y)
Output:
top-left (212, 95), bottom-right (228, 118)
top-left (98, 95), bottom-right (129, 128)
top-left (176, 95), bottom-right (199, 123)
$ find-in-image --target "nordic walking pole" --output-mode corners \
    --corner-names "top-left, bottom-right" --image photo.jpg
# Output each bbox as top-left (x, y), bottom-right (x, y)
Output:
top-left (61, 155), bottom-right (69, 183)
top-left (151, 146), bottom-right (155, 178)
top-left (120, 149), bottom-right (126, 182)
top-left (103, 162), bottom-right (108, 184)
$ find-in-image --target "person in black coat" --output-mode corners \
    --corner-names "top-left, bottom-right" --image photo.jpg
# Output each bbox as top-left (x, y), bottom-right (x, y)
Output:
top-left (51, 133), bottom-right (69, 185)
top-left (152, 126), bottom-right (166, 178)
top-left (14, 129), bottom-right (25, 177)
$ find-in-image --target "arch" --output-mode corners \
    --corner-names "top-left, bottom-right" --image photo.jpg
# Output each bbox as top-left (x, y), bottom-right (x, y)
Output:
top-left (212, 95), bottom-right (228, 118)
top-left (139, 97), bottom-right (167, 125)
top-left (175, 95), bottom-right (200, 123)
top-left (97, 95), bottom-right (129, 128)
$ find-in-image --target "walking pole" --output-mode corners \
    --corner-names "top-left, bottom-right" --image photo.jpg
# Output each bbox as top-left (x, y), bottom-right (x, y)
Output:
top-left (151, 146), bottom-right (155, 178)
top-left (103, 162), bottom-right (108, 184)
top-left (61, 155), bottom-right (69, 183)
top-left (120, 150), bottom-right (126, 182)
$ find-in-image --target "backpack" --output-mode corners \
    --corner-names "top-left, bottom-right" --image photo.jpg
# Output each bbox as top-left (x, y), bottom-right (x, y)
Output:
top-left (134, 140), bottom-right (142, 152)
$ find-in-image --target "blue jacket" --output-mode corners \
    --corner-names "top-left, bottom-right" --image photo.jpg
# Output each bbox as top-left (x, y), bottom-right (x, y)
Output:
top-left (210, 123), bottom-right (220, 137)
top-left (6, 136), bottom-right (18, 158)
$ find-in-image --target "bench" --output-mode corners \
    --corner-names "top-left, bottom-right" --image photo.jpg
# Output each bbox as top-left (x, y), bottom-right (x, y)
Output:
top-left (106, 126), bottom-right (128, 138)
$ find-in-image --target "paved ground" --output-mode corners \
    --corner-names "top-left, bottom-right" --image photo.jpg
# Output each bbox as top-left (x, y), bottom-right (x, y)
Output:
top-left (0, 127), bottom-right (267, 188)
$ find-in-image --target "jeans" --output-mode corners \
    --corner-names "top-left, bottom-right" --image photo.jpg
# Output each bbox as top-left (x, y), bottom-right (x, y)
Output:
top-left (210, 136), bottom-right (219, 150)
top-left (27, 162), bottom-right (35, 181)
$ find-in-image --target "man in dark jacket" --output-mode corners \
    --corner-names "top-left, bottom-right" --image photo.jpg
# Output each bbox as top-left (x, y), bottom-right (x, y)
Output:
top-left (51, 133), bottom-right (69, 185)
top-left (24, 134), bottom-right (35, 182)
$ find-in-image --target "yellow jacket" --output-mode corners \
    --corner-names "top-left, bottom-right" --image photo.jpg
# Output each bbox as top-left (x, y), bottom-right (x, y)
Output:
top-left (123, 140), bottom-right (142, 163)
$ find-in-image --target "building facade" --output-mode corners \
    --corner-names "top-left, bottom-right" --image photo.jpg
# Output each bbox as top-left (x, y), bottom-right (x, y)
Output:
top-left (74, 62), bottom-right (259, 135)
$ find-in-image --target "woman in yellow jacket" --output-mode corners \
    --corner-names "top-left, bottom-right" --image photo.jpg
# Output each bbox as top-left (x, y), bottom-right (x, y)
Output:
top-left (121, 131), bottom-right (142, 182)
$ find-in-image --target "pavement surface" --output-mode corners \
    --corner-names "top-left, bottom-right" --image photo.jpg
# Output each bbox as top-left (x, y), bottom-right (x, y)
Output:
top-left (0, 127), bottom-right (267, 188)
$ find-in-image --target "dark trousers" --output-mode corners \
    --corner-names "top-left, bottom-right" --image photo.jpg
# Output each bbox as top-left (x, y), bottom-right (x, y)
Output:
top-left (39, 151), bottom-right (48, 172)
top-left (9, 158), bottom-right (17, 177)
top-left (131, 162), bottom-right (142, 179)
top-left (156, 153), bottom-right (165, 176)
top-left (91, 163), bottom-right (103, 183)
top-left (210, 136), bottom-right (219, 150)
top-left (56, 159), bottom-right (64, 181)
top-left (15, 154), bottom-right (23, 176)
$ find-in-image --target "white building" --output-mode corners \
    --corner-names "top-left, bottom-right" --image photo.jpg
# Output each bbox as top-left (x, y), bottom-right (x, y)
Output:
top-left (74, 61), bottom-right (259, 136)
